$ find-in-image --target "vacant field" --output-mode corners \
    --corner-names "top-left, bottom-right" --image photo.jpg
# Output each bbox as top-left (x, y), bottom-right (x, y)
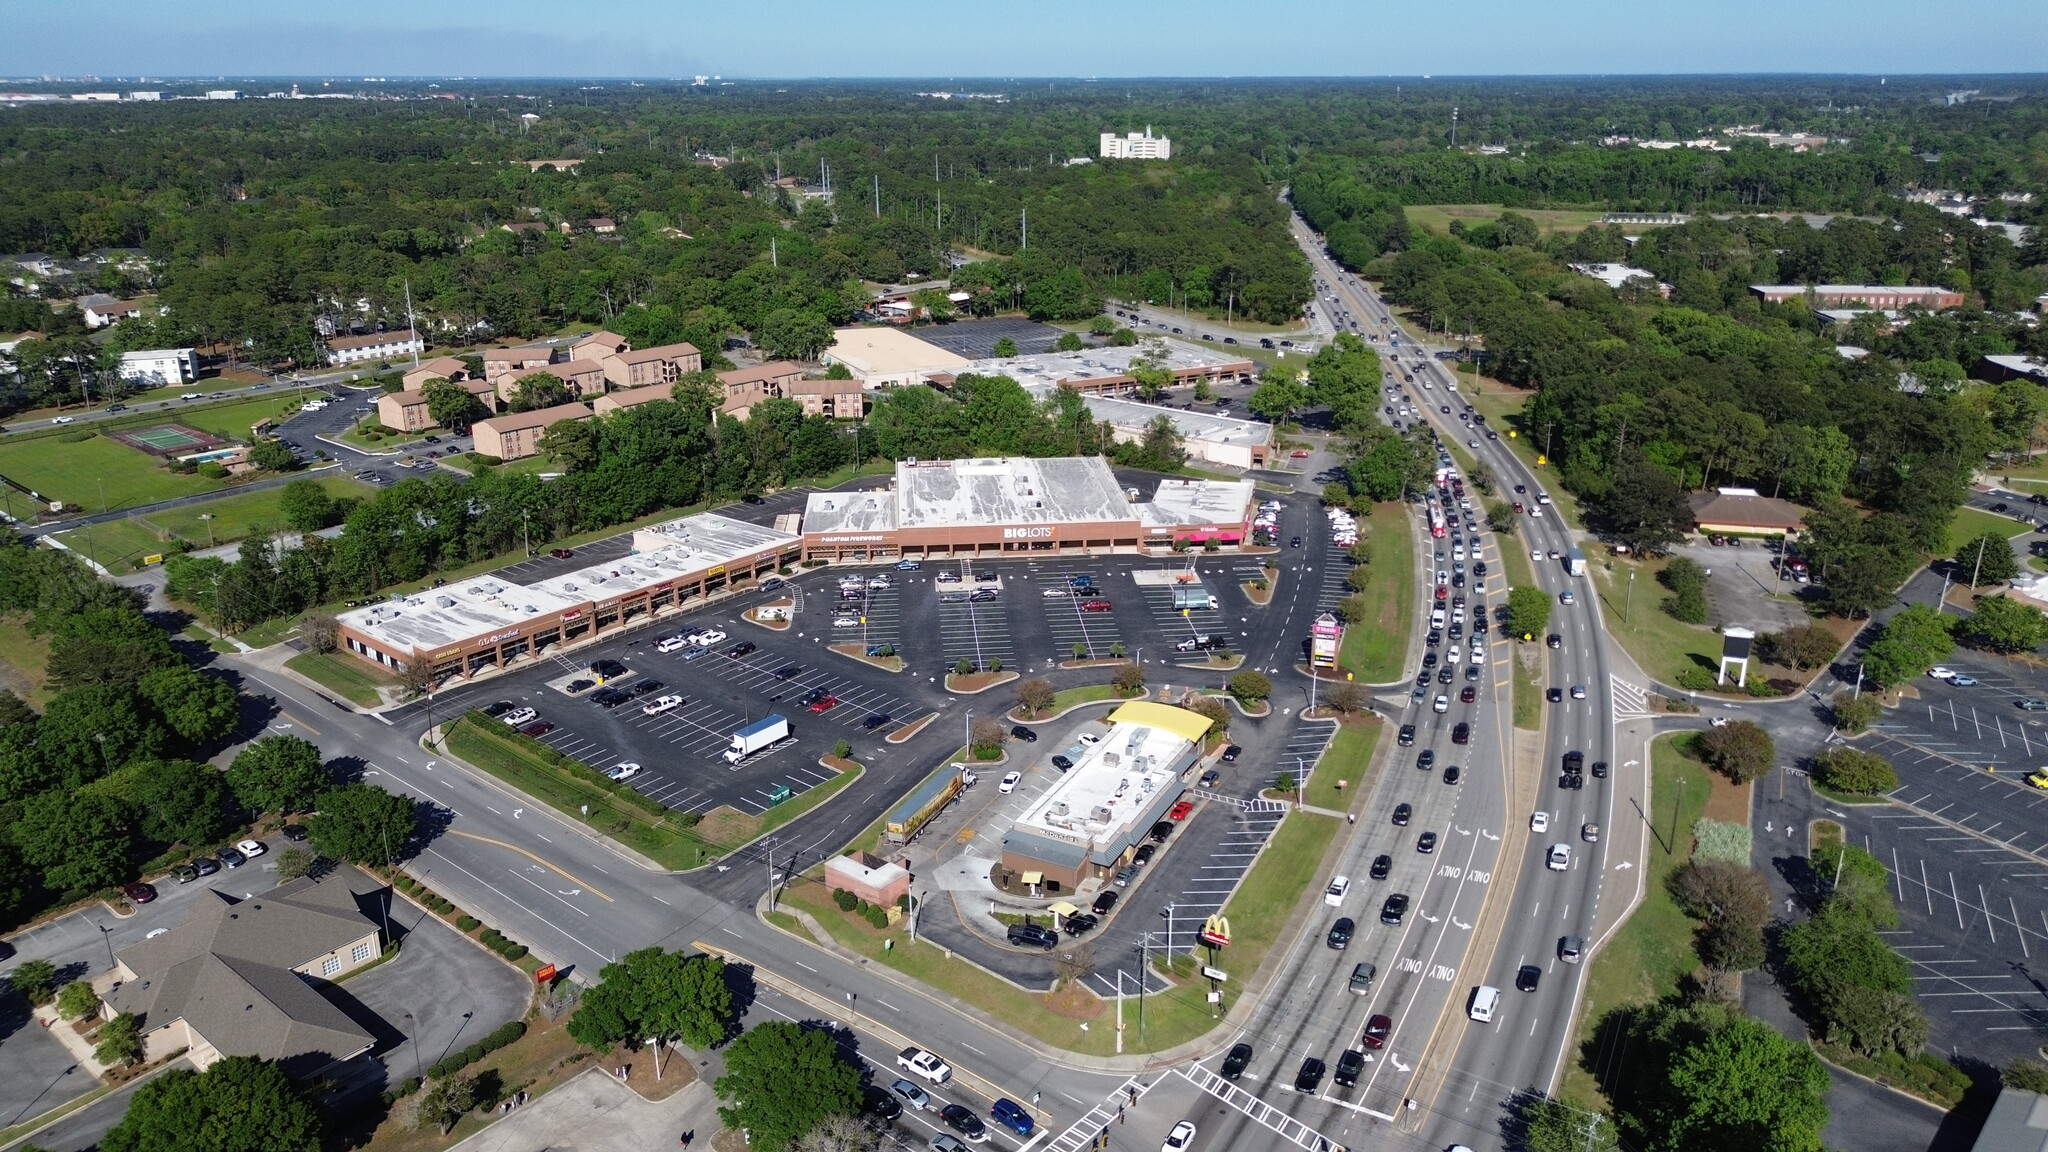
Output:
top-left (1587, 551), bottom-right (1722, 688)
top-left (1405, 203), bottom-right (1608, 237)
top-left (56, 474), bottom-right (372, 570)
top-left (1946, 504), bottom-right (2031, 553)
top-left (0, 432), bottom-right (218, 510)
top-left (1336, 502), bottom-right (1414, 681)
top-left (177, 392), bottom-right (321, 441)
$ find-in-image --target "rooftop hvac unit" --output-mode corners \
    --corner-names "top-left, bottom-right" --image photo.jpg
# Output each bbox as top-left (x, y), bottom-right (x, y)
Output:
top-left (1049, 802), bottom-right (1070, 818)
top-left (1114, 778), bottom-right (1130, 798)
top-left (435, 596), bottom-right (455, 608)
top-left (1103, 751), bottom-right (1120, 767)
top-left (1089, 805), bottom-right (1114, 824)
top-left (1140, 775), bottom-right (1156, 792)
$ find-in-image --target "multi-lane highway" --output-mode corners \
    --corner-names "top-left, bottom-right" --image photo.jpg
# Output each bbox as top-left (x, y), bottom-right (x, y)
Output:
top-left (1280, 217), bottom-right (1639, 1149)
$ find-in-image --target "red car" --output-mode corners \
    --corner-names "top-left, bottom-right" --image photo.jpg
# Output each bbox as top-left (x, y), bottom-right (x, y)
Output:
top-left (122, 882), bottom-right (157, 905)
top-left (519, 719), bottom-right (556, 737)
top-left (809, 694), bottom-right (839, 713)
top-left (1080, 599), bottom-right (1114, 612)
top-left (1168, 799), bottom-right (1195, 820)
top-left (1434, 586), bottom-right (1448, 601)
top-left (549, 548), bottom-right (574, 559)
top-left (1362, 1013), bottom-right (1392, 1049)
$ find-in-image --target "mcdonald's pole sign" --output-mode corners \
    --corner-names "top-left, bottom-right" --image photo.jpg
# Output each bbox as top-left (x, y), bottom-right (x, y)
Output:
top-left (1199, 914), bottom-right (1231, 948)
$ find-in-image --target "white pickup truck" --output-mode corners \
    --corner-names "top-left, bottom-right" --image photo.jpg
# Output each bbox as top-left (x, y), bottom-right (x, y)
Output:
top-left (896, 1046), bottom-right (952, 1084)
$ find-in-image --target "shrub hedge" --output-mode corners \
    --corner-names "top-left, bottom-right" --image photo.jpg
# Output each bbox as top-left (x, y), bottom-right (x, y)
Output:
top-left (426, 1020), bottom-right (527, 1080)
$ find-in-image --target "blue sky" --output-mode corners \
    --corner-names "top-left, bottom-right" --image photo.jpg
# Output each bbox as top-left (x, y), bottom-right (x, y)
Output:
top-left (6, 0), bottom-right (2045, 78)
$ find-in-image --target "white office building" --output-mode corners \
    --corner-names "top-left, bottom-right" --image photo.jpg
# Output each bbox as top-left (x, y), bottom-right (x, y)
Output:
top-left (118, 348), bottom-right (198, 386)
top-left (1099, 127), bottom-right (1171, 160)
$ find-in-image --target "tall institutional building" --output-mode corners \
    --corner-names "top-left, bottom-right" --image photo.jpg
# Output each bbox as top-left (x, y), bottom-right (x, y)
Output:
top-left (1099, 127), bottom-right (1172, 159)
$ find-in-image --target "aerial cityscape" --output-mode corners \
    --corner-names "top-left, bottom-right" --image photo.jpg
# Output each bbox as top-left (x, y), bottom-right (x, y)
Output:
top-left (0, 8), bottom-right (2044, 1152)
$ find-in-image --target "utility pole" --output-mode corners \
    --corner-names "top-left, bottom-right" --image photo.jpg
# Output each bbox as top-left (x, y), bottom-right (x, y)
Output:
top-left (1970, 533), bottom-right (1989, 592)
top-left (1450, 106), bottom-right (1459, 148)
top-left (874, 173), bottom-right (881, 218)
top-left (1625, 568), bottom-right (1636, 623)
top-left (404, 280), bottom-right (420, 368)
top-left (1020, 207), bottom-right (1027, 251)
top-left (764, 836), bottom-right (779, 911)
top-left (1137, 934), bottom-right (1148, 1039)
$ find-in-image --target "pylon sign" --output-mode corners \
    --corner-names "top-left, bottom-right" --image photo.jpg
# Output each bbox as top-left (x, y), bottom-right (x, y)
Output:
top-left (1200, 914), bottom-right (1231, 948)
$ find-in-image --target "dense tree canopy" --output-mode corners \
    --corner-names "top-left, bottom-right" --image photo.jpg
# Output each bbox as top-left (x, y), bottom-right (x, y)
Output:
top-left (101, 1056), bottom-right (321, 1152)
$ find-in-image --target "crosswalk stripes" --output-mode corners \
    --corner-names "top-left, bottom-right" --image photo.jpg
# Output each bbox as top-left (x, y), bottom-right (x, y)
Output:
top-left (1041, 1077), bottom-right (1162, 1152)
top-left (1610, 675), bottom-right (1649, 719)
top-left (1178, 1064), bottom-right (1364, 1148)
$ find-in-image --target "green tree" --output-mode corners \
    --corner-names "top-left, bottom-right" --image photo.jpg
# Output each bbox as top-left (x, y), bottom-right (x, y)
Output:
top-left (126, 758), bottom-right (231, 847)
top-left (96, 1012), bottom-right (144, 1067)
top-left (414, 1074), bottom-right (479, 1134)
top-left (1247, 374), bottom-right (1310, 424)
top-left (1054, 331), bottom-right (1084, 352)
top-left (1829, 691), bottom-right (1881, 734)
top-left (1486, 500), bottom-right (1516, 534)
top-left (275, 480), bottom-right (337, 533)
top-left (1598, 456), bottom-right (1693, 557)
top-left (1819, 984), bottom-right (1928, 1058)
top-left (225, 735), bottom-right (331, 814)
top-left (755, 309), bottom-right (834, 361)
top-left (2004, 1057), bottom-right (2048, 1093)
top-left (17, 791), bottom-right (134, 896)
top-left (1015, 677), bottom-right (1055, 717)
top-left (45, 608), bottom-right (179, 689)
top-left (1956, 594), bottom-right (2048, 653)
top-left (1658, 557), bottom-right (1709, 624)
top-left (419, 376), bottom-right (490, 432)
top-left (1861, 604), bottom-right (1954, 687)
top-left (1505, 586), bottom-right (1551, 639)
top-left (1088, 315), bottom-right (1117, 336)
top-left (275, 846), bottom-right (314, 881)
top-left (56, 979), bottom-right (100, 1020)
top-left (714, 1022), bottom-right (863, 1152)
top-left (1782, 903), bottom-right (1913, 999)
top-left (1813, 747), bottom-right (1898, 794)
top-left (307, 782), bottom-right (417, 865)
top-left (1954, 531), bottom-right (2019, 586)
top-left (1112, 661), bottom-right (1146, 695)
top-left (1694, 720), bottom-right (1774, 784)
top-left (509, 372), bottom-right (572, 413)
top-left (10, 958), bottom-right (58, 1006)
top-left (1759, 624), bottom-right (1839, 671)
top-left (1184, 694), bottom-right (1230, 735)
top-left (1651, 1016), bottom-right (1829, 1152)
top-left (566, 948), bottom-right (735, 1053)
top-left (137, 665), bottom-right (240, 747)
top-left (1227, 671), bottom-right (1272, 704)
top-left (246, 439), bottom-right (297, 472)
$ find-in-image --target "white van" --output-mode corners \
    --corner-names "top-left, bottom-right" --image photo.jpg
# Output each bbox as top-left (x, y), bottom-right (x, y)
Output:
top-left (1469, 985), bottom-right (1500, 1023)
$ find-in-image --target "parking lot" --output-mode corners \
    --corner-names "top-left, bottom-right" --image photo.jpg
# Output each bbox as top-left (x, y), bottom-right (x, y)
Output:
top-left (910, 317), bottom-right (1070, 359)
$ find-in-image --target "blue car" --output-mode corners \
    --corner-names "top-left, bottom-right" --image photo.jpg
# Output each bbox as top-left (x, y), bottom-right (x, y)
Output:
top-left (989, 1098), bottom-right (1034, 1136)
top-left (895, 559), bottom-right (922, 570)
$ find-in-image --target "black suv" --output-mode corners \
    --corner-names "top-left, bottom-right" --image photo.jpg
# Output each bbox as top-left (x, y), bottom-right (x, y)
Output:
top-left (1369, 854), bottom-right (1392, 880)
top-left (1294, 1057), bottom-right (1327, 1093)
top-left (1334, 1048), bottom-right (1365, 1088)
top-left (725, 641), bottom-right (757, 658)
top-left (1380, 893), bottom-right (1410, 924)
top-left (1010, 725), bottom-right (1038, 742)
top-left (1397, 724), bottom-right (1416, 747)
top-left (1562, 750), bottom-right (1584, 774)
top-left (861, 713), bottom-right (893, 731)
top-left (1391, 802), bottom-right (1412, 826)
top-left (1007, 922), bottom-right (1058, 950)
top-left (1416, 750), bottom-right (1436, 770)
top-left (591, 659), bottom-right (628, 678)
top-left (1220, 1042), bottom-right (1253, 1080)
top-left (591, 688), bottom-right (631, 708)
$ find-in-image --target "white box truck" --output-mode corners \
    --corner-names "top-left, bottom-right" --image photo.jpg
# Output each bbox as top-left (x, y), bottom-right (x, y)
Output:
top-left (1565, 547), bottom-right (1587, 577)
top-left (1172, 584), bottom-right (1219, 611)
top-left (724, 715), bottom-right (791, 764)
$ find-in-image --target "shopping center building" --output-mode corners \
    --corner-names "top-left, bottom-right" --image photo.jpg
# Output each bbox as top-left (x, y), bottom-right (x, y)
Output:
top-left (999, 701), bottom-right (1210, 891)
top-left (797, 456), bottom-right (1257, 562)
top-left (333, 513), bottom-right (800, 677)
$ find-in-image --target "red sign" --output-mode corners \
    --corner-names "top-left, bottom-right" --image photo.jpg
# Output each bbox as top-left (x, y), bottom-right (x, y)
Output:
top-left (534, 963), bottom-right (558, 984)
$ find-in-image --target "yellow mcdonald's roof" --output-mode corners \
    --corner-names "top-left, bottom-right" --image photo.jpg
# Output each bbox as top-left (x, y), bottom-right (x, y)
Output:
top-left (1107, 700), bottom-right (1213, 746)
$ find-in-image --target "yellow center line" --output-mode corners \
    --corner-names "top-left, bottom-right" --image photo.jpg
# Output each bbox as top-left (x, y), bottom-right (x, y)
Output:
top-left (277, 712), bottom-right (321, 736)
top-left (447, 829), bottom-right (615, 902)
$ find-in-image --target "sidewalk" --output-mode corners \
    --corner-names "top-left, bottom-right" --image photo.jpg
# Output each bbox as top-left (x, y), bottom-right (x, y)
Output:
top-left (448, 1068), bottom-right (721, 1152)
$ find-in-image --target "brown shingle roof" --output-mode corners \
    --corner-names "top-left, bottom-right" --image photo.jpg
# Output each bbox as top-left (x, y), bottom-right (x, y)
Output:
top-left (717, 361), bottom-right (804, 386)
top-left (1686, 490), bottom-right (1807, 530)
top-left (612, 341), bottom-right (700, 366)
top-left (473, 400), bottom-right (592, 434)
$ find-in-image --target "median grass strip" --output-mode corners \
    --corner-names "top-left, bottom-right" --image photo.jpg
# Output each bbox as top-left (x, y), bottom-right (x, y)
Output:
top-left (1305, 718), bottom-right (1381, 812)
top-left (1337, 501), bottom-right (1414, 682)
top-left (1498, 537), bottom-right (1543, 730)
top-left (785, 807), bottom-right (1339, 1055)
top-left (1586, 552), bottom-right (1720, 689)
top-left (1559, 733), bottom-right (1713, 1110)
top-left (286, 650), bottom-right (399, 707)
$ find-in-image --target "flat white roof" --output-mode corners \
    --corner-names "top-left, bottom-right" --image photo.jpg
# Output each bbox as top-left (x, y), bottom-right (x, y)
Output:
top-left (803, 457), bottom-right (1135, 536)
top-left (1139, 477), bottom-right (1259, 527)
top-left (1084, 395), bottom-right (1273, 450)
top-left (1012, 719), bottom-right (1196, 853)
top-left (1568, 262), bottom-right (1661, 290)
top-left (338, 512), bottom-right (796, 654)
top-left (822, 327), bottom-right (971, 377)
top-left (954, 339), bottom-right (1252, 393)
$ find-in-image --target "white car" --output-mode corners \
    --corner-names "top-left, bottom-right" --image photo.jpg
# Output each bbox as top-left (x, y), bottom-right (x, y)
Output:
top-left (868, 575), bottom-right (892, 589)
top-left (606, 761), bottom-right (642, 781)
top-left (501, 707), bottom-right (537, 727)
top-left (1531, 548), bottom-right (1543, 562)
top-left (1433, 693), bottom-right (1450, 713)
top-left (1468, 439), bottom-right (1480, 449)
top-left (1077, 733), bottom-right (1102, 746)
top-left (642, 694), bottom-right (684, 715)
top-left (1547, 844), bottom-right (1571, 871)
top-left (1530, 507), bottom-right (1544, 517)
top-left (1559, 591), bottom-right (1576, 605)
top-left (656, 635), bottom-right (689, 653)
top-left (51, 416), bottom-right (74, 424)
top-left (1162, 1121), bottom-right (1198, 1152)
top-left (1537, 493), bottom-right (1552, 504)
top-left (1927, 666), bottom-right (1957, 680)
top-left (999, 771), bottom-right (1022, 794)
top-left (236, 838), bottom-right (267, 858)
top-left (1324, 876), bottom-right (1351, 906)
top-left (1530, 811), bottom-right (1550, 833)
top-left (688, 629), bottom-right (726, 646)
top-left (180, 392), bottom-right (201, 400)
top-left (832, 616), bottom-right (862, 628)
top-left (1043, 586), bottom-right (1072, 597)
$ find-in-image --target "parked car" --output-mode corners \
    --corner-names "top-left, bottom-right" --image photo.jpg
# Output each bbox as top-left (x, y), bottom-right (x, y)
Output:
top-left (1091, 890), bottom-right (1119, 915)
top-left (1006, 922), bottom-right (1057, 950)
top-left (1221, 745), bottom-right (1241, 762)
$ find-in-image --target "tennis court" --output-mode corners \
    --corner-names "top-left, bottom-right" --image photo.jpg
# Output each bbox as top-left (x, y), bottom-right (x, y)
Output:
top-left (107, 423), bottom-right (227, 458)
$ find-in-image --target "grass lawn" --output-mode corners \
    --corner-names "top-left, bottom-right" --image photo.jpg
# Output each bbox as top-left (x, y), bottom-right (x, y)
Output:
top-left (1586, 553), bottom-right (1725, 688)
top-left (286, 650), bottom-right (398, 708)
top-left (1497, 529), bottom-right (1543, 728)
top-left (1559, 733), bottom-right (1712, 1109)
top-left (56, 474), bottom-right (373, 571)
top-left (176, 392), bottom-right (324, 442)
top-left (0, 432), bottom-right (219, 511)
top-left (1405, 203), bottom-right (1609, 237)
top-left (1305, 718), bottom-right (1381, 812)
top-left (337, 415), bottom-right (429, 452)
top-left (1336, 502), bottom-right (1414, 682)
top-left (1048, 683), bottom-right (1123, 712)
top-left (786, 808), bottom-right (1338, 1055)
top-left (1946, 504), bottom-right (2031, 552)
top-left (0, 618), bottom-right (52, 706)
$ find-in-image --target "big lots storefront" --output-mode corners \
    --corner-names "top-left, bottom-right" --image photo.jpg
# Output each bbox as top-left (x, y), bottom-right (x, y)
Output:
top-left (798, 457), bottom-right (1256, 563)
